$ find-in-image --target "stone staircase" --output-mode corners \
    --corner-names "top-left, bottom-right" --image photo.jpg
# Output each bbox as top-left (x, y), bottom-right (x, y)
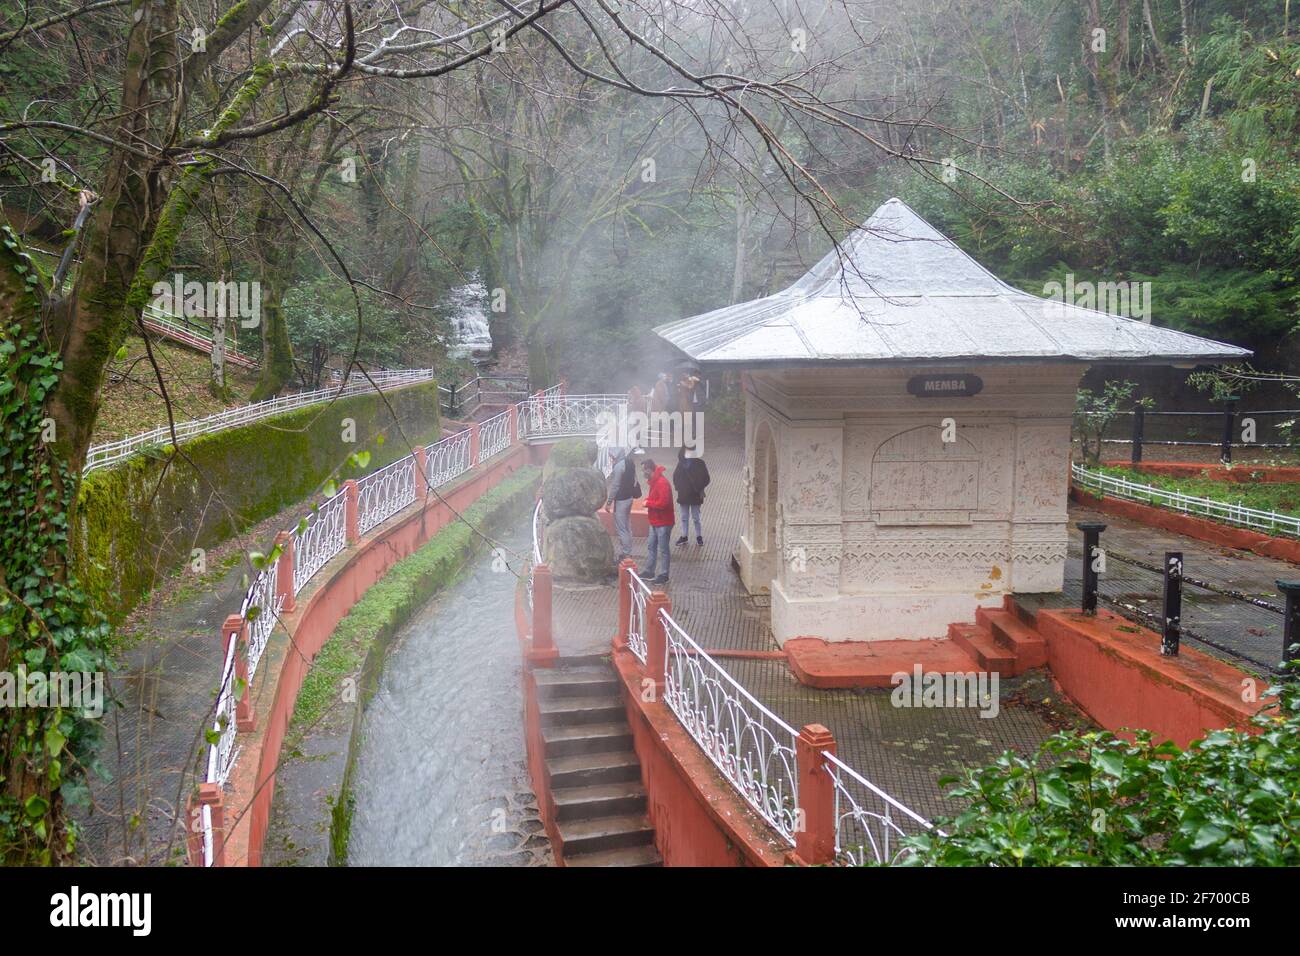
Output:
top-left (947, 604), bottom-right (1049, 676)
top-left (535, 662), bottom-right (662, 867)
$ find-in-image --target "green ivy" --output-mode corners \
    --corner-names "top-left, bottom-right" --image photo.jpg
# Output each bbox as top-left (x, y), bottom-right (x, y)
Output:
top-left (0, 227), bottom-right (109, 863)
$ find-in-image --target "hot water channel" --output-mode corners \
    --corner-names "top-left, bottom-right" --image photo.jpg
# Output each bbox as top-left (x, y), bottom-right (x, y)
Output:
top-left (346, 522), bottom-right (552, 866)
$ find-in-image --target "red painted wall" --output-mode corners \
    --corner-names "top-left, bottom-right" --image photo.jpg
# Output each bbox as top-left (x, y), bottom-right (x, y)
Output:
top-left (1030, 606), bottom-right (1264, 748)
top-left (223, 445), bottom-right (531, 866)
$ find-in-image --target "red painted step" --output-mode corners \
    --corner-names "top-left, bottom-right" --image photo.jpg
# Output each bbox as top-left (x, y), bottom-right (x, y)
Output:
top-left (947, 623), bottom-right (1015, 674)
top-left (977, 607), bottom-right (1048, 671)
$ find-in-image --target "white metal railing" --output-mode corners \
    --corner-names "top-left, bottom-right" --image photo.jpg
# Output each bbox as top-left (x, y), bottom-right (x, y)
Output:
top-left (527, 497), bottom-right (544, 612)
top-left (659, 607), bottom-right (801, 845)
top-left (356, 454), bottom-right (419, 535)
top-left (242, 558), bottom-right (282, 684)
top-left (626, 569), bottom-right (651, 664)
top-left (85, 369), bottom-right (436, 474)
top-left (1072, 462), bottom-right (1300, 537)
top-left (196, 388), bottom-right (625, 865)
top-left (823, 750), bottom-right (940, 866)
top-left (141, 304), bottom-right (257, 365)
top-left (477, 408), bottom-right (512, 463)
top-left (425, 428), bottom-right (472, 486)
top-left (292, 490), bottom-right (349, 595)
top-left (518, 392), bottom-right (623, 441)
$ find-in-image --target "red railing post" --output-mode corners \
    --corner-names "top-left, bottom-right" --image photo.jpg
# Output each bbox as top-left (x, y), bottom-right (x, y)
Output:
top-left (273, 529), bottom-right (295, 613)
top-left (645, 591), bottom-right (671, 692)
top-left (413, 446), bottom-right (429, 494)
top-left (344, 479), bottom-right (360, 544)
top-left (224, 614), bottom-right (254, 732)
top-left (794, 723), bottom-right (838, 866)
top-left (469, 422), bottom-right (481, 465)
top-left (615, 558), bottom-right (636, 651)
top-left (192, 783), bottom-right (226, 867)
top-left (529, 563), bottom-right (558, 665)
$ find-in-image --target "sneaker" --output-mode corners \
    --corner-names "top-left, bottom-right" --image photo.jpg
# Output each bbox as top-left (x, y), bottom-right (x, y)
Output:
top-left (675, 536), bottom-right (688, 545)
top-left (650, 575), bottom-right (669, 586)
top-left (696, 536), bottom-right (704, 545)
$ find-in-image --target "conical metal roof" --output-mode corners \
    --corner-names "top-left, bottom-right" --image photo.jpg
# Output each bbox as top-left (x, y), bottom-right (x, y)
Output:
top-left (654, 198), bottom-right (1251, 367)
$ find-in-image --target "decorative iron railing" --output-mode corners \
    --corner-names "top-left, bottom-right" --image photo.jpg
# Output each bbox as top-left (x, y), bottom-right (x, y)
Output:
top-left (659, 607), bottom-right (802, 845)
top-left (1072, 462), bottom-right (1300, 537)
top-left (527, 498), bottom-right (544, 612)
top-left (292, 490), bottom-right (349, 595)
top-left (85, 369), bottom-right (436, 474)
top-left (823, 750), bottom-right (939, 866)
top-left (242, 559), bottom-right (282, 684)
top-left (426, 429), bottom-right (472, 487)
top-left (356, 455), bottom-right (419, 535)
top-left (519, 392), bottom-right (624, 441)
top-left (626, 569), bottom-right (651, 664)
top-left (196, 386), bottom-right (629, 865)
top-left (477, 408), bottom-right (513, 463)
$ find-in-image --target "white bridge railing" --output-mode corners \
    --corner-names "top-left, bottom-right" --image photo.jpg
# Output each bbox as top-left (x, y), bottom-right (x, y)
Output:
top-left (1071, 462), bottom-right (1300, 538)
top-left (85, 369), bottom-right (437, 475)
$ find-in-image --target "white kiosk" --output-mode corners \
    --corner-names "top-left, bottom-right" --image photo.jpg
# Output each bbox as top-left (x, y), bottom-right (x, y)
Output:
top-left (656, 199), bottom-right (1247, 644)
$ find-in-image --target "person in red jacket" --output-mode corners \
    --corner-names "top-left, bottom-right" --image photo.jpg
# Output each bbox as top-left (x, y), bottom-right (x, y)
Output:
top-left (641, 458), bottom-right (674, 585)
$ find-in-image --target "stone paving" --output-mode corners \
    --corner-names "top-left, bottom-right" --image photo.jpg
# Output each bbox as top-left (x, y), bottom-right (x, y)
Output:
top-left (551, 432), bottom-right (1088, 824)
top-left (1046, 504), bottom-right (1290, 674)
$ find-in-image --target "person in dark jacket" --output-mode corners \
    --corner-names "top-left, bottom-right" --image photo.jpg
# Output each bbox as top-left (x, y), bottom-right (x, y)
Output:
top-left (672, 446), bottom-right (711, 546)
top-left (641, 459), bottom-right (674, 585)
top-left (604, 447), bottom-right (640, 562)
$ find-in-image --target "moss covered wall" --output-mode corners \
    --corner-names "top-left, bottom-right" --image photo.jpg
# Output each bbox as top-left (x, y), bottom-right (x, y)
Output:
top-left (73, 381), bottom-right (441, 622)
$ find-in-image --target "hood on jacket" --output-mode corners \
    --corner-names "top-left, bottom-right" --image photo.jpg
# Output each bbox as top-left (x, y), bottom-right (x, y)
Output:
top-left (651, 465), bottom-right (667, 479)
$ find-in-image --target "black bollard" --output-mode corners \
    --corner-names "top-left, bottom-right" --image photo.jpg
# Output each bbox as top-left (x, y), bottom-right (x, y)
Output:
top-left (1277, 580), bottom-right (1300, 678)
top-left (1131, 405), bottom-right (1144, 465)
top-left (1078, 521), bottom-right (1107, 615)
top-left (1161, 552), bottom-right (1183, 656)
top-left (1220, 399), bottom-right (1237, 465)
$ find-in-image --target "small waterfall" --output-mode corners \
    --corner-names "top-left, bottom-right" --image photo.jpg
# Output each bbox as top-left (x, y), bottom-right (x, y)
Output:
top-left (446, 277), bottom-right (493, 356)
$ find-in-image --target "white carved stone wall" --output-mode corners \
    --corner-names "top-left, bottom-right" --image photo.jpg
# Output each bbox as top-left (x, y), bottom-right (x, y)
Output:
top-left (741, 364), bottom-right (1082, 643)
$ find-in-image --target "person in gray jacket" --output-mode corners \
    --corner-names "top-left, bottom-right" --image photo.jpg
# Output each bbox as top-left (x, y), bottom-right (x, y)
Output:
top-left (605, 447), bottom-right (641, 562)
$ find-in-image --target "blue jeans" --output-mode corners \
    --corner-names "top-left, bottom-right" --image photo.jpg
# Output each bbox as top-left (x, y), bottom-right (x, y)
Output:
top-left (612, 498), bottom-right (634, 558)
top-left (679, 503), bottom-right (702, 539)
top-left (644, 525), bottom-right (672, 579)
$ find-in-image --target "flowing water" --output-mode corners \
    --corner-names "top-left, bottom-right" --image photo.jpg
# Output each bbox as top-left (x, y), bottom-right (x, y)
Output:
top-left (347, 523), bottom-right (551, 866)
top-left (446, 278), bottom-right (493, 356)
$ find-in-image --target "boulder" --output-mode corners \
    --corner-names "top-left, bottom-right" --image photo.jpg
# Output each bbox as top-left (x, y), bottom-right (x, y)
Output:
top-left (544, 515), bottom-right (616, 582)
top-left (542, 465), bottom-right (607, 519)
top-left (542, 437), bottom-right (598, 483)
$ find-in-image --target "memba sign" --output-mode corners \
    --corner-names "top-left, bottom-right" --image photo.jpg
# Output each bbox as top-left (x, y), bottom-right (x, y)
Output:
top-left (907, 373), bottom-right (983, 398)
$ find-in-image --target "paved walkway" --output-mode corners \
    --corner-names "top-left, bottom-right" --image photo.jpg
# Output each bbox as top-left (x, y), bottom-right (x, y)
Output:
top-left (1045, 504), bottom-right (1291, 674)
top-left (551, 430), bottom-right (1297, 822)
top-left (551, 433), bottom-right (1084, 824)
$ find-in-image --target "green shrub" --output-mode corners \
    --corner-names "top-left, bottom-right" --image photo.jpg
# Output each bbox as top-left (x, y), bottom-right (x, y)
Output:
top-left (902, 679), bottom-right (1299, 866)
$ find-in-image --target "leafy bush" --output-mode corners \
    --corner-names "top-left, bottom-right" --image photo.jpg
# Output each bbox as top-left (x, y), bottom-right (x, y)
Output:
top-left (902, 679), bottom-right (1300, 866)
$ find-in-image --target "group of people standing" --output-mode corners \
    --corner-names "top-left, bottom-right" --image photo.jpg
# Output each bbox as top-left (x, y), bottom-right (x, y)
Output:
top-left (631, 367), bottom-right (705, 418)
top-left (605, 445), bottom-right (710, 586)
